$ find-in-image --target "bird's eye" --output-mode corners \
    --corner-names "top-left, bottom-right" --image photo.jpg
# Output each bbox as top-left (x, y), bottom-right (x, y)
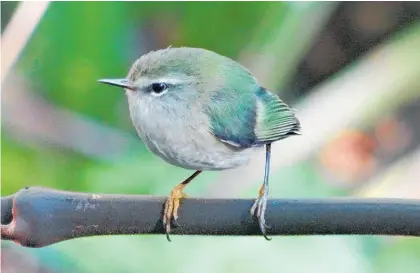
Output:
top-left (150, 82), bottom-right (168, 94)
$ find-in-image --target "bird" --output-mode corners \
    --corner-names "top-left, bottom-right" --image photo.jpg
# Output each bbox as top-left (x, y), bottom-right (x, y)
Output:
top-left (98, 47), bottom-right (301, 241)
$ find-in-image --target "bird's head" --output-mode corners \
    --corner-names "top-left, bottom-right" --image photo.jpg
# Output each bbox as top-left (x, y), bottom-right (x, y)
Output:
top-left (98, 47), bottom-right (258, 116)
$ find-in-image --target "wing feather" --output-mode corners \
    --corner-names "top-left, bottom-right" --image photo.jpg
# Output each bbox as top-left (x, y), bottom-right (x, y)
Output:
top-left (207, 86), bottom-right (300, 148)
top-left (254, 88), bottom-right (301, 144)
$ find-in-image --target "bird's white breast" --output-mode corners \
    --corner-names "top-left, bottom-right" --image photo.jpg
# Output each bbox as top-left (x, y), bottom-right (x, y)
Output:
top-left (128, 96), bottom-right (259, 171)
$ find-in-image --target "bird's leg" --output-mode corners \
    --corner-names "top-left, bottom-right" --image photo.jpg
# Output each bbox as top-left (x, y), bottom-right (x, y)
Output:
top-left (250, 143), bottom-right (272, 240)
top-left (163, 170), bottom-right (202, 241)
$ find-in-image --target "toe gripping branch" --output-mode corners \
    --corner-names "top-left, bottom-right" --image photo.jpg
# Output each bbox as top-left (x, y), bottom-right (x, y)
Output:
top-left (163, 183), bottom-right (188, 241)
top-left (2, 186), bottom-right (420, 247)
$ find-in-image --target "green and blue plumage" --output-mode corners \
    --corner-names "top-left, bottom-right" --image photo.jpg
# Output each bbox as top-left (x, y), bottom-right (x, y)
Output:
top-left (197, 48), bottom-right (301, 148)
top-left (208, 86), bottom-right (300, 148)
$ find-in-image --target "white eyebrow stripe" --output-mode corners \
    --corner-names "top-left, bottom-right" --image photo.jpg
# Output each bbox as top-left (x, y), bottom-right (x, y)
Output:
top-left (136, 77), bottom-right (194, 88)
top-left (150, 77), bottom-right (186, 85)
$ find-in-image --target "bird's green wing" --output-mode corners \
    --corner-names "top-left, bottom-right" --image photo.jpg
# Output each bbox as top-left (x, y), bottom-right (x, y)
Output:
top-left (207, 87), bottom-right (300, 148)
top-left (253, 88), bottom-right (301, 143)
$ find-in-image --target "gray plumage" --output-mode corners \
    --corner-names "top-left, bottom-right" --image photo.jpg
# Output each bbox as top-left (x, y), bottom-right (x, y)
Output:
top-left (120, 47), bottom-right (300, 170)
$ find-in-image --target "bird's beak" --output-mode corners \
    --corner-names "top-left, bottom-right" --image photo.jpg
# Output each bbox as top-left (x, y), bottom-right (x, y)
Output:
top-left (97, 78), bottom-right (135, 91)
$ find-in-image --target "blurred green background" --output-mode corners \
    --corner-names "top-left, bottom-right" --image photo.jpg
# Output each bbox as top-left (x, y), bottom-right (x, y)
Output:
top-left (1, 2), bottom-right (420, 273)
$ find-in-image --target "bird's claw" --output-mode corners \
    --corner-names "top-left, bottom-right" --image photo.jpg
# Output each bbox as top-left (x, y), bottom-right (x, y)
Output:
top-left (250, 194), bottom-right (271, 241)
top-left (162, 199), bottom-right (172, 242)
top-left (162, 184), bottom-right (187, 242)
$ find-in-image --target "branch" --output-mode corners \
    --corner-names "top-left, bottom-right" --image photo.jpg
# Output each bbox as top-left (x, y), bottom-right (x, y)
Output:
top-left (1, 187), bottom-right (419, 247)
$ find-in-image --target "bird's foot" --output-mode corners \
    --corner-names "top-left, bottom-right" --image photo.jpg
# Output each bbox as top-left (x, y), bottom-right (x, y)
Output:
top-left (250, 185), bottom-right (271, 241)
top-left (163, 184), bottom-right (188, 242)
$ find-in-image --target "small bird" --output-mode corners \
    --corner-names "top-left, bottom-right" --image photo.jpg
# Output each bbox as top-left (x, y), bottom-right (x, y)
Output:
top-left (99, 47), bottom-right (301, 241)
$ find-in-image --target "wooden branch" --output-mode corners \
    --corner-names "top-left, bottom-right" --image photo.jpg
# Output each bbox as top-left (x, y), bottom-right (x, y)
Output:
top-left (1, 187), bottom-right (419, 247)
